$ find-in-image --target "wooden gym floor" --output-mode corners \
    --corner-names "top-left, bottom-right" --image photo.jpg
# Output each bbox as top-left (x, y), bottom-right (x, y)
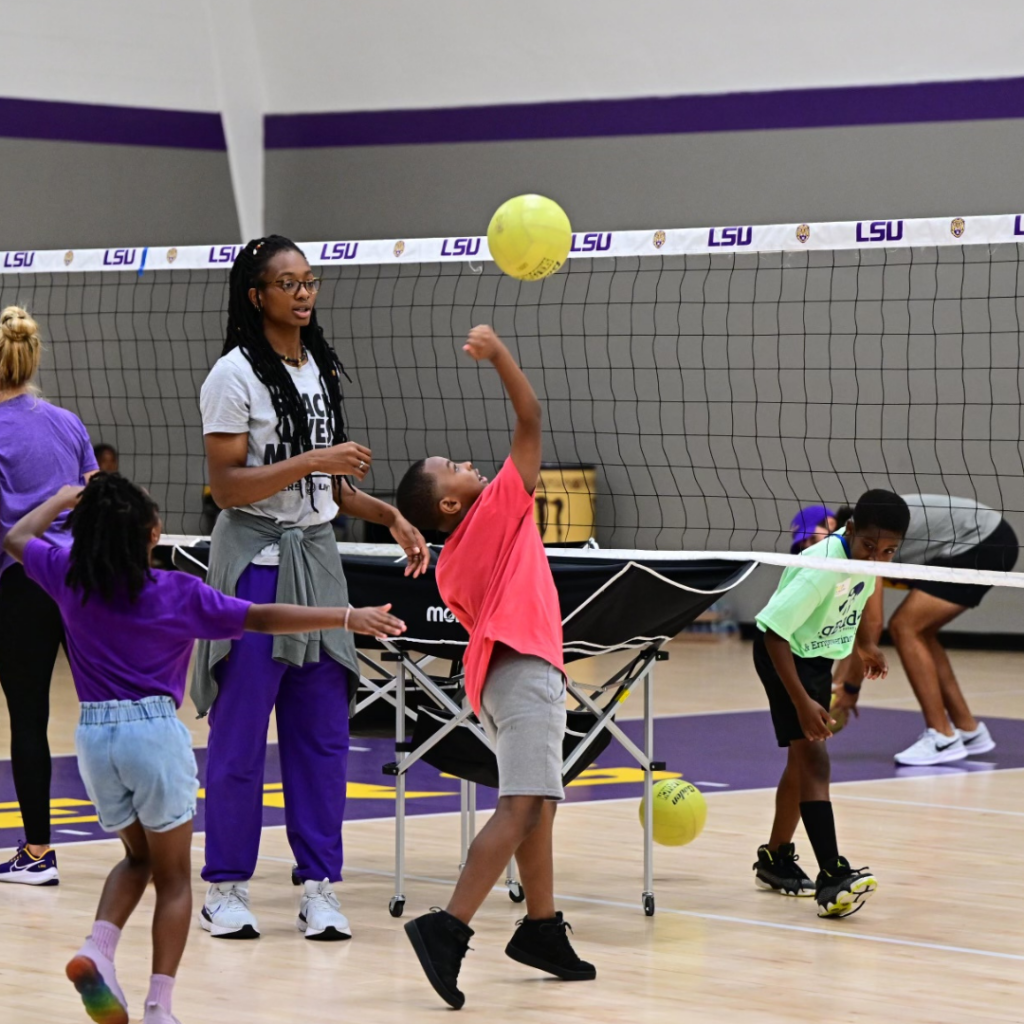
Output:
top-left (1, 637), bottom-right (1022, 1023)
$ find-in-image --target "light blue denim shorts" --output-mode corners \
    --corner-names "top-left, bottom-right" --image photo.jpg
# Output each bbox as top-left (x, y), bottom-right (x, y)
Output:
top-left (75, 696), bottom-right (199, 833)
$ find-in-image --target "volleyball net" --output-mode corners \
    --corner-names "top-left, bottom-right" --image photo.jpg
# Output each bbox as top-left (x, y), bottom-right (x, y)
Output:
top-left (4, 213), bottom-right (1024, 587)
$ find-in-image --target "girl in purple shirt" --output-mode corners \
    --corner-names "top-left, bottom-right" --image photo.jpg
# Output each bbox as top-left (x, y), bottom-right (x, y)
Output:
top-left (0, 305), bottom-right (98, 884)
top-left (3, 474), bottom-right (405, 1024)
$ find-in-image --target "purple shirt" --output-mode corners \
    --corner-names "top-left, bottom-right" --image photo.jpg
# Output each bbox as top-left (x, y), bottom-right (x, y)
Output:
top-left (23, 539), bottom-right (252, 706)
top-left (0, 394), bottom-right (98, 578)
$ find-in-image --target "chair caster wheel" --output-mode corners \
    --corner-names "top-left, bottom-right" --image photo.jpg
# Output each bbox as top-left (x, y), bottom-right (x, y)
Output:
top-left (291, 866), bottom-right (301, 886)
top-left (389, 896), bottom-right (406, 918)
top-left (508, 881), bottom-right (525, 903)
top-left (643, 893), bottom-right (655, 916)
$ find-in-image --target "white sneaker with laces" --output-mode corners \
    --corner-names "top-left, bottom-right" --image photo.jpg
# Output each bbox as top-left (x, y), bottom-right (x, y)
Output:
top-left (958, 721), bottom-right (996, 756)
top-left (298, 878), bottom-right (351, 941)
top-left (894, 728), bottom-right (968, 766)
top-left (200, 881), bottom-right (260, 939)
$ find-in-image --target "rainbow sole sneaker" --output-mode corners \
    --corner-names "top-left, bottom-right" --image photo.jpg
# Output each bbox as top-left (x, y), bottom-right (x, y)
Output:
top-left (65, 955), bottom-right (129, 1024)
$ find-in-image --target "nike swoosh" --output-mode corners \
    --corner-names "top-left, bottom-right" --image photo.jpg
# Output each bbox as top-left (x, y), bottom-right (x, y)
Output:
top-left (935, 740), bottom-right (960, 751)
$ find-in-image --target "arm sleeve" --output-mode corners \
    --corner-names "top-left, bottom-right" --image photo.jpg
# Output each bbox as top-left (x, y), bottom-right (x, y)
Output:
top-left (756, 572), bottom-right (829, 644)
top-left (200, 359), bottom-right (252, 435)
top-left (183, 576), bottom-right (252, 641)
top-left (488, 458), bottom-right (534, 516)
top-left (21, 538), bottom-right (68, 599)
top-left (78, 418), bottom-right (99, 478)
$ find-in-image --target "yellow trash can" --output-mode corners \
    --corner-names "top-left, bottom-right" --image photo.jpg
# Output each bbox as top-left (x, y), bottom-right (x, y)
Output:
top-left (533, 465), bottom-right (596, 544)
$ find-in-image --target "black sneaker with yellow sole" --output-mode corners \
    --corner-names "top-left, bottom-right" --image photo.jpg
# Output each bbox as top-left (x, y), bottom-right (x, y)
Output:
top-left (815, 857), bottom-right (877, 918)
top-left (753, 843), bottom-right (814, 897)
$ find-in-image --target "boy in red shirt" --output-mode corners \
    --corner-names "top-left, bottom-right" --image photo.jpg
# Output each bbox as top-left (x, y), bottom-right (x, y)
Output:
top-left (395, 325), bottom-right (595, 1010)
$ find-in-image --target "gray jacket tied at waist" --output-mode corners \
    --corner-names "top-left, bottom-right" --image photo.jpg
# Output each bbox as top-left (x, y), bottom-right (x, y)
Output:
top-left (190, 508), bottom-right (358, 717)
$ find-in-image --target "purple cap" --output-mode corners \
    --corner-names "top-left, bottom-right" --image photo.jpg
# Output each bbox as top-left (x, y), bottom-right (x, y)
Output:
top-left (790, 504), bottom-right (836, 554)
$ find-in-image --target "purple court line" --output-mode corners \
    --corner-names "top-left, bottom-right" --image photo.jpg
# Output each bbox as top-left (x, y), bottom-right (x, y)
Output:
top-left (0, 96), bottom-right (226, 149)
top-left (3, 707), bottom-right (1023, 848)
top-left (264, 76), bottom-right (1024, 148)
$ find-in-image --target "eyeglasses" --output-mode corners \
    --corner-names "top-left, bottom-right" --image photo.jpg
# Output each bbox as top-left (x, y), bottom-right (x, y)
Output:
top-left (265, 278), bottom-right (322, 295)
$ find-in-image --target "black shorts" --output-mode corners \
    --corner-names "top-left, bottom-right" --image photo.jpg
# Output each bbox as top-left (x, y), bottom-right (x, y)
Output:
top-left (909, 518), bottom-right (1019, 609)
top-left (753, 630), bottom-right (833, 747)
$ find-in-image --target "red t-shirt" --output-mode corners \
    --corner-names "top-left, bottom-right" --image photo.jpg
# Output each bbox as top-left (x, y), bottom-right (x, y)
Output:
top-left (435, 457), bottom-right (564, 714)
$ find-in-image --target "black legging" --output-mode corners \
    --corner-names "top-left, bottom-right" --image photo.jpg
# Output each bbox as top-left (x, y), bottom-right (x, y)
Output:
top-left (0, 564), bottom-right (64, 847)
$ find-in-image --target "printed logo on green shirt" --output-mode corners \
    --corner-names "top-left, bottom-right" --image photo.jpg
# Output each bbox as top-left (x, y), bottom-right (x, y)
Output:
top-left (755, 536), bottom-right (877, 661)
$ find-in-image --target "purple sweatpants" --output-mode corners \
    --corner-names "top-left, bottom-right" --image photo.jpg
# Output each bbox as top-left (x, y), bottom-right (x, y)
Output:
top-left (201, 563), bottom-right (351, 884)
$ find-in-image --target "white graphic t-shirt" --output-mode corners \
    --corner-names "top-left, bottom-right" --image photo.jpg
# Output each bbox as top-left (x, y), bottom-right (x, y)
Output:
top-left (200, 348), bottom-right (340, 555)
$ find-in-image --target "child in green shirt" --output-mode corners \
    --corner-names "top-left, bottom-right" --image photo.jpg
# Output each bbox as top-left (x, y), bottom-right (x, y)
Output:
top-left (752, 489), bottom-right (909, 918)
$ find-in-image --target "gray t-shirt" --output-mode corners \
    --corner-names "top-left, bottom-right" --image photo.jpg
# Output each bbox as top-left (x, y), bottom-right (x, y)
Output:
top-left (897, 494), bottom-right (1001, 565)
top-left (200, 347), bottom-right (339, 530)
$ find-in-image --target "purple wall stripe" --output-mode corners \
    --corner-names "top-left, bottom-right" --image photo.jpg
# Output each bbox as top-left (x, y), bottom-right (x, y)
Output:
top-left (0, 96), bottom-right (226, 150)
top-left (265, 76), bottom-right (1024, 149)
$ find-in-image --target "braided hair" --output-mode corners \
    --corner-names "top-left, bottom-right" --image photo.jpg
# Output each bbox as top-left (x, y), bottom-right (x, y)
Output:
top-left (65, 473), bottom-right (160, 604)
top-left (224, 236), bottom-right (347, 506)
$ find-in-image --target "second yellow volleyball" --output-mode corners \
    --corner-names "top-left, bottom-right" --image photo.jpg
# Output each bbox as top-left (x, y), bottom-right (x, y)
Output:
top-left (639, 779), bottom-right (707, 847)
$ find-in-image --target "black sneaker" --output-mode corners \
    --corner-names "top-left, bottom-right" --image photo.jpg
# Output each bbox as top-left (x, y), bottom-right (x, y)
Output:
top-left (404, 909), bottom-right (474, 1009)
top-left (815, 856), bottom-right (877, 918)
top-left (753, 843), bottom-right (814, 897)
top-left (505, 912), bottom-right (597, 980)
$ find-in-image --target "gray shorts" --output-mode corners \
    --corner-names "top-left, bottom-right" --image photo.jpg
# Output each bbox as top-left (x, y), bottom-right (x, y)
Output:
top-left (478, 646), bottom-right (567, 800)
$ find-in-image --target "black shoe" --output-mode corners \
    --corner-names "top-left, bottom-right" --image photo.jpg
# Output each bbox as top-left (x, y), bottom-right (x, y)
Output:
top-left (815, 856), bottom-right (877, 918)
top-left (505, 912), bottom-right (597, 981)
top-left (753, 843), bottom-right (814, 897)
top-left (404, 909), bottom-right (474, 1009)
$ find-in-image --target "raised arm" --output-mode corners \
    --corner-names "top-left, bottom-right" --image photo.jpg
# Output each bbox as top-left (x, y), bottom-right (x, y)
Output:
top-left (463, 325), bottom-right (542, 493)
top-left (2, 485), bottom-right (82, 563)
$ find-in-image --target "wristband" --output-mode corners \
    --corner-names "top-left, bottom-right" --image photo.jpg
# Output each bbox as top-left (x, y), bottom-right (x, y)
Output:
top-left (343, 607), bottom-right (351, 631)
top-left (843, 682), bottom-right (861, 696)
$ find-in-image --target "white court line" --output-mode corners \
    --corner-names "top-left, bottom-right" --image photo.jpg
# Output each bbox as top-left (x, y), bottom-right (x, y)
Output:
top-left (553, 894), bottom-right (1024, 963)
top-left (835, 794), bottom-right (1024, 817)
top-left (249, 853), bottom-right (1024, 965)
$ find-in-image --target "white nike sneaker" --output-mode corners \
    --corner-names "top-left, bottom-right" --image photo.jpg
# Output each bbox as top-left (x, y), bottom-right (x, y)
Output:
top-left (894, 728), bottom-right (968, 766)
top-left (297, 878), bottom-right (351, 941)
top-left (200, 882), bottom-right (260, 939)
top-left (958, 721), bottom-right (996, 756)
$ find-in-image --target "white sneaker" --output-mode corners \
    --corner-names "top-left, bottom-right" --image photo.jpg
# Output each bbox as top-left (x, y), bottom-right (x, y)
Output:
top-left (200, 882), bottom-right (260, 939)
top-left (894, 728), bottom-right (968, 766)
top-left (958, 721), bottom-right (996, 756)
top-left (297, 878), bottom-right (351, 941)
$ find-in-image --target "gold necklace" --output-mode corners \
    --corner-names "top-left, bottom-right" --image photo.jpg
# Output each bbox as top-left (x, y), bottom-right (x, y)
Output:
top-left (279, 346), bottom-right (307, 367)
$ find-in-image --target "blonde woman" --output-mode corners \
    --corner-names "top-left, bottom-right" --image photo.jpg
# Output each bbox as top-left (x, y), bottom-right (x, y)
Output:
top-left (0, 306), bottom-right (98, 884)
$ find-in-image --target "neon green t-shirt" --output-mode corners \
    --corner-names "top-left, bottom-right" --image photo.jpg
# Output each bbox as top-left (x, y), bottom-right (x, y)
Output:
top-left (756, 535), bottom-right (876, 661)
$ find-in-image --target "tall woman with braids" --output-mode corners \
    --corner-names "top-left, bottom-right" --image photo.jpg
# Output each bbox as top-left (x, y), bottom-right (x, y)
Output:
top-left (0, 306), bottom-right (98, 885)
top-left (195, 237), bottom-right (428, 941)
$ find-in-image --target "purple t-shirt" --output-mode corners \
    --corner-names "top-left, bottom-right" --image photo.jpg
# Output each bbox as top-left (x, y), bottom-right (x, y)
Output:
top-left (22, 539), bottom-right (252, 706)
top-left (0, 394), bottom-right (98, 579)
